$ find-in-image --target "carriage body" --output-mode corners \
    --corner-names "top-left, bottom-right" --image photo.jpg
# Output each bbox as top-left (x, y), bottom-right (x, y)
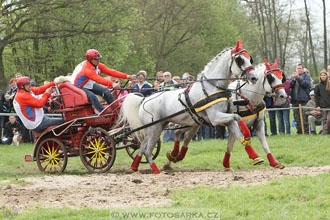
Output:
top-left (25, 82), bottom-right (161, 174)
top-left (25, 82), bottom-right (121, 174)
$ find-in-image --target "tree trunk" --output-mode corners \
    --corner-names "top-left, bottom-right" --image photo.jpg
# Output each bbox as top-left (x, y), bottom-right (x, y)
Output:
top-left (272, 0), bottom-right (280, 64)
top-left (260, 1), bottom-right (268, 60)
top-left (304, 0), bottom-right (318, 76)
top-left (0, 47), bottom-right (8, 91)
top-left (323, 0), bottom-right (328, 69)
top-left (280, 1), bottom-right (293, 70)
top-left (254, 1), bottom-right (265, 58)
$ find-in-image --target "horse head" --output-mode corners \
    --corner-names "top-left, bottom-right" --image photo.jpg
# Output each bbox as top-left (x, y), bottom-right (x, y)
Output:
top-left (231, 40), bottom-right (258, 84)
top-left (264, 58), bottom-right (287, 105)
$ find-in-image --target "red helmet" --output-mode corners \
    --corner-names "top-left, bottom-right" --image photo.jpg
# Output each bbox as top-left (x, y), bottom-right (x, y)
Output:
top-left (16, 77), bottom-right (31, 88)
top-left (85, 49), bottom-right (102, 61)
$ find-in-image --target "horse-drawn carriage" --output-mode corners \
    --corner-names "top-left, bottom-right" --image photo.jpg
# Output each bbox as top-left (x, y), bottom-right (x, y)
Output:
top-left (25, 40), bottom-right (285, 175)
top-left (25, 82), bottom-right (160, 174)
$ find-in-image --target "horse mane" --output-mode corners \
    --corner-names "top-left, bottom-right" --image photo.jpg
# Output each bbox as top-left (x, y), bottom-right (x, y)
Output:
top-left (201, 47), bottom-right (233, 75)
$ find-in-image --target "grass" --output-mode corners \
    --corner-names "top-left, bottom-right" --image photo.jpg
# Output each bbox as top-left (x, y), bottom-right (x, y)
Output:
top-left (0, 134), bottom-right (329, 219)
top-left (5, 173), bottom-right (330, 219)
top-left (0, 134), bottom-right (329, 178)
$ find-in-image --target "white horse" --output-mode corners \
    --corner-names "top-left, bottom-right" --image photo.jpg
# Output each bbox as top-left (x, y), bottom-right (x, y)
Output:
top-left (223, 59), bottom-right (287, 170)
top-left (121, 40), bottom-right (260, 174)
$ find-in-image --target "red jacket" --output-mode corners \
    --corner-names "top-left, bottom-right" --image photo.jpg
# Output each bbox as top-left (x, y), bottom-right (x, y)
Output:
top-left (71, 61), bottom-right (127, 89)
top-left (13, 82), bottom-right (55, 129)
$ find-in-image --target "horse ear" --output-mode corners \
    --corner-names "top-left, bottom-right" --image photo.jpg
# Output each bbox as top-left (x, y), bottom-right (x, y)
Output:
top-left (274, 59), bottom-right (278, 67)
top-left (235, 40), bottom-right (243, 52)
top-left (264, 58), bottom-right (270, 69)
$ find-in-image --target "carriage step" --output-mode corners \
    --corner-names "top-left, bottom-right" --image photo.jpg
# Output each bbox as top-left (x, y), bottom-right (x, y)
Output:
top-left (24, 154), bottom-right (33, 162)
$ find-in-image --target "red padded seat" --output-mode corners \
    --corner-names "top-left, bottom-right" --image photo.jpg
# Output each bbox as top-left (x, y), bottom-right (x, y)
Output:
top-left (59, 82), bottom-right (90, 108)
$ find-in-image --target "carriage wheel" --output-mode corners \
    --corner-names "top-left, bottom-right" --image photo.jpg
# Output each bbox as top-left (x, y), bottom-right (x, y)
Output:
top-left (124, 136), bottom-right (161, 163)
top-left (79, 127), bottom-right (116, 173)
top-left (36, 138), bottom-right (68, 174)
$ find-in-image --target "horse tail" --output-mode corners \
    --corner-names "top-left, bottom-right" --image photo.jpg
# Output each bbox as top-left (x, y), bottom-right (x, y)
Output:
top-left (120, 93), bottom-right (145, 143)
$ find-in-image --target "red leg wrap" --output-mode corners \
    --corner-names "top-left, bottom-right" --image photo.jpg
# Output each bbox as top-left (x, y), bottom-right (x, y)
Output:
top-left (244, 146), bottom-right (259, 159)
top-left (238, 120), bottom-right (251, 138)
top-left (150, 162), bottom-right (160, 174)
top-left (223, 153), bottom-right (231, 168)
top-left (131, 155), bottom-right (142, 171)
top-left (171, 140), bottom-right (180, 157)
top-left (267, 153), bottom-right (279, 167)
top-left (177, 146), bottom-right (188, 161)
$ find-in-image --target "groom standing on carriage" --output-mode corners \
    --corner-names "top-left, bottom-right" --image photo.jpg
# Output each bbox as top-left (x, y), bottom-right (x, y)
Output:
top-left (70, 49), bottom-right (134, 112)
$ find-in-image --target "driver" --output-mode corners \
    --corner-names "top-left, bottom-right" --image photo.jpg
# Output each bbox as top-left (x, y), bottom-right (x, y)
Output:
top-left (13, 77), bottom-right (64, 133)
top-left (71, 49), bottom-right (134, 112)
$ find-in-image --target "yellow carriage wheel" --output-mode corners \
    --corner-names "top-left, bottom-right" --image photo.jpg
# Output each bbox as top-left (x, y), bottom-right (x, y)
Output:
top-left (36, 138), bottom-right (68, 174)
top-left (79, 127), bottom-right (116, 173)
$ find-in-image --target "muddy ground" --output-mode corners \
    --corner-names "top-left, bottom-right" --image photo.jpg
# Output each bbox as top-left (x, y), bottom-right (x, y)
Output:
top-left (1, 166), bottom-right (330, 210)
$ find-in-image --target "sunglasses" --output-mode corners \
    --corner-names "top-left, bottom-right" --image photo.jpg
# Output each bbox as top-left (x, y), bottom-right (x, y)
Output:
top-left (93, 56), bottom-right (102, 60)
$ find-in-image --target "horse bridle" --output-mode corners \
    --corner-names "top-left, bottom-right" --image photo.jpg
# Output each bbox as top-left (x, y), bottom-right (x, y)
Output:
top-left (264, 68), bottom-right (285, 92)
top-left (231, 49), bottom-right (255, 78)
top-left (202, 48), bottom-right (254, 91)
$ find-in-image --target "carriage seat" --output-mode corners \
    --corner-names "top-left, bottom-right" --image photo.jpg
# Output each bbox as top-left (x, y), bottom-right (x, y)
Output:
top-left (58, 82), bottom-right (90, 108)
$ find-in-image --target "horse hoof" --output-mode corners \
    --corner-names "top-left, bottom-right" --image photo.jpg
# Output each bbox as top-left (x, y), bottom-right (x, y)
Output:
top-left (166, 151), bottom-right (178, 163)
top-left (274, 163), bottom-right (285, 169)
top-left (224, 167), bottom-right (234, 172)
top-left (253, 157), bottom-right (264, 165)
top-left (131, 171), bottom-right (140, 175)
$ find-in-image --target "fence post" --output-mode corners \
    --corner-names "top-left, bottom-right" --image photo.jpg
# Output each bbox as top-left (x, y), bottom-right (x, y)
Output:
top-left (299, 104), bottom-right (305, 135)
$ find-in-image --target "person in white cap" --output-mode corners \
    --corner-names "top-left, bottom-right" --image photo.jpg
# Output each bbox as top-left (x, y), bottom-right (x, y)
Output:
top-left (305, 90), bottom-right (322, 134)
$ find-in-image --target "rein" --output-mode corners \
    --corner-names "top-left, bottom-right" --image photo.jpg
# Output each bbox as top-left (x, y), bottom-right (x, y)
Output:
top-left (232, 66), bottom-right (285, 131)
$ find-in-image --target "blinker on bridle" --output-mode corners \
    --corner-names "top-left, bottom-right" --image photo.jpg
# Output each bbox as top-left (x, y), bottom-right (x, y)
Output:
top-left (264, 67), bottom-right (285, 92)
top-left (231, 49), bottom-right (255, 78)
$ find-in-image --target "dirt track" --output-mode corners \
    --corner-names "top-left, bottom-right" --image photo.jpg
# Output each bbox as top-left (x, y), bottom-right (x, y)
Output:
top-left (1, 166), bottom-right (330, 210)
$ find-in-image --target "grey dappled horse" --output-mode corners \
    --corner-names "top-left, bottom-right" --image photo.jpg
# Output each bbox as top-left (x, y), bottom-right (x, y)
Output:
top-left (223, 59), bottom-right (287, 170)
top-left (168, 59), bottom-right (287, 170)
top-left (121, 41), bottom-right (259, 174)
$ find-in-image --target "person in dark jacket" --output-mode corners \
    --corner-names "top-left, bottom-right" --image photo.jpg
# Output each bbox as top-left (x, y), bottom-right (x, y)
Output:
top-left (314, 70), bottom-right (330, 134)
top-left (0, 89), bottom-right (6, 140)
top-left (131, 70), bottom-right (153, 97)
top-left (290, 64), bottom-right (312, 134)
top-left (264, 93), bottom-right (277, 136)
top-left (5, 78), bottom-right (18, 113)
top-left (2, 115), bottom-right (22, 145)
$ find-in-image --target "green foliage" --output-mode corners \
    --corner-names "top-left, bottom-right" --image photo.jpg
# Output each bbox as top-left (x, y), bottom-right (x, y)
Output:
top-left (1, 0), bottom-right (260, 85)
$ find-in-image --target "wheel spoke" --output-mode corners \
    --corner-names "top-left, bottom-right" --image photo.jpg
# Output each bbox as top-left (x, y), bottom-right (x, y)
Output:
top-left (93, 154), bottom-right (98, 170)
top-left (43, 161), bottom-right (50, 171)
top-left (54, 163), bottom-right (57, 174)
top-left (86, 136), bottom-right (97, 150)
top-left (99, 154), bottom-right (103, 171)
top-left (40, 158), bottom-right (49, 164)
top-left (42, 146), bottom-right (51, 155)
top-left (101, 155), bottom-right (110, 167)
top-left (104, 153), bottom-right (113, 158)
top-left (49, 160), bottom-right (53, 173)
top-left (82, 151), bottom-right (95, 156)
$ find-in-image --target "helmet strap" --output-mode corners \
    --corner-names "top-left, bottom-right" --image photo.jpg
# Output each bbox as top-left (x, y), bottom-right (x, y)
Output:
top-left (88, 59), bottom-right (98, 68)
